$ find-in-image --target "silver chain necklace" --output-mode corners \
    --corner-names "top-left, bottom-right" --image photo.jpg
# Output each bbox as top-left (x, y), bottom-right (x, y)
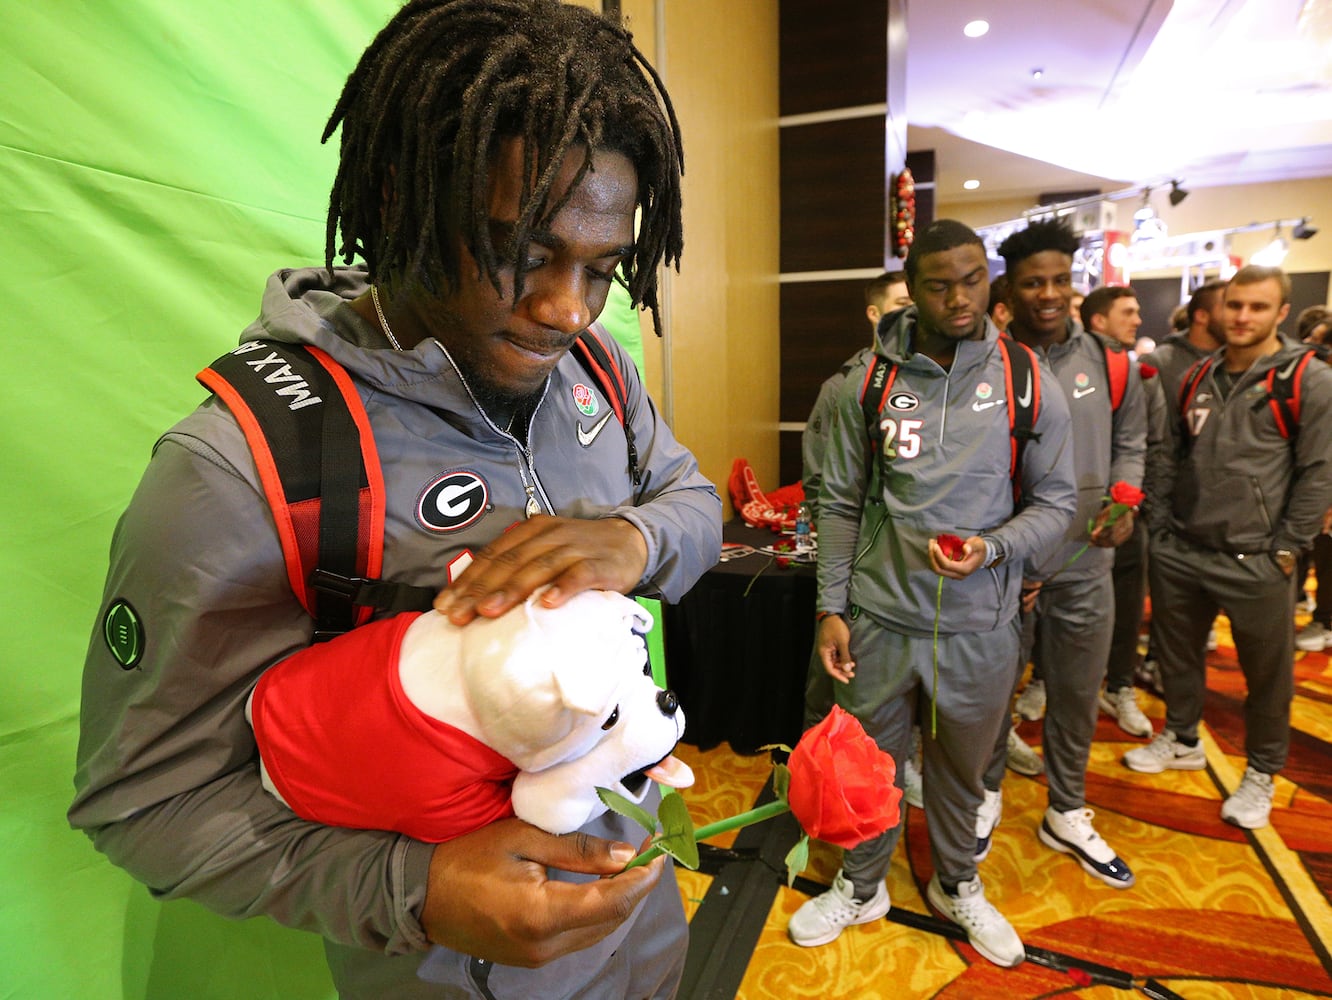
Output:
top-left (370, 285), bottom-right (405, 351)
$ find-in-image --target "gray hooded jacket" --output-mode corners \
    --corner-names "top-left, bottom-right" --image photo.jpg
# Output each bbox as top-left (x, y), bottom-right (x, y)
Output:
top-left (816, 308), bottom-right (1077, 636)
top-left (1153, 337), bottom-right (1332, 554)
top-left (69, 266), bottom-right (721, 993)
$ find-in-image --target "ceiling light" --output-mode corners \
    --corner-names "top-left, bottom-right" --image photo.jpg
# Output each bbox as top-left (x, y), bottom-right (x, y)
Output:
top-left (1294, 218), bottom-right (1319, 240)
top-left (963, 179), bottom-right (981, 190)
top-left (963, 19), bottom-right (989, 38)
top-left (1168, 180), bottom-right (1189, 206)
top-left (1031, 68), bottom-right (1044, 80)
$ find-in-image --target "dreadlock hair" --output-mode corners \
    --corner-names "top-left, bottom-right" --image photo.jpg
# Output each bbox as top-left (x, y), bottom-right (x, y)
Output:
top-left (996, 218), bottom-right (1080, 272)
top-left (323, 0), bottom-right (684, 335)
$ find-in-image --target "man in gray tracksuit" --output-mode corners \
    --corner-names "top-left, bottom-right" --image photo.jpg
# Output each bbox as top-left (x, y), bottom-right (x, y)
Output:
top-left (788, 220), bottom-right (1075, 968)
top-left (68, 5), bottom-right (722, 997)
top-left (69, 263), bottom-right (721, 998)
top-left (1126, 265), bottom-right (1332, 830)
top-left (983, 220), bottom-right (1147, 891)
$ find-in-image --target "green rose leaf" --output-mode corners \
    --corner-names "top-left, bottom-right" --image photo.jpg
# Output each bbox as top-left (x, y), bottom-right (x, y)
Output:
top-left (771, 762), bottom-right (791, 803)
top-left (596, 787), bottom-right (659, 836)
top-left (653, 789), bottom-right (700, 870)
top-left (784, 834), bottom-right (810, 886)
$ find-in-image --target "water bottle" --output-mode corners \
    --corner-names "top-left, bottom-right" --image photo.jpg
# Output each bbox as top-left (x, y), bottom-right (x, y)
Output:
top-left (794, 504), bottom-right (813, 554)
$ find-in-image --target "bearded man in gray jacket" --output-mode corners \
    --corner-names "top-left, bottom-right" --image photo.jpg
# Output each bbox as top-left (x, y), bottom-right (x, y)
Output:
top-left (68, 4), bottom-right (722, 997)
top-left (1125, 265), bottom-right (1332, 830)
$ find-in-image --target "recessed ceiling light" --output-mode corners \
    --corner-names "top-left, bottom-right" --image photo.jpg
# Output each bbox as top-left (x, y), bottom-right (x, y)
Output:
top-left (963, 179), bottom-right (981, 190)
top-left (963, 20), bottom-right (989, 38)
top-left (1031, 68), bottom-right (1044, 80)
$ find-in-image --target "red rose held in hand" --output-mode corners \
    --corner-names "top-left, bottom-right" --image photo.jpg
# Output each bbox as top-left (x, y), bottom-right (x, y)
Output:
top-left (787, 705), bottom-right (901, 849)
top-left (936, 533), bottom-right (966, 561)
top-left (1108, 482), bottom-right (1146, 509)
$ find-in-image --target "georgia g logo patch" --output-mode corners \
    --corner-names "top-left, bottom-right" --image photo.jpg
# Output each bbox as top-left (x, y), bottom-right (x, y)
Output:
top-left (417, 470), bottom-right (491, 533)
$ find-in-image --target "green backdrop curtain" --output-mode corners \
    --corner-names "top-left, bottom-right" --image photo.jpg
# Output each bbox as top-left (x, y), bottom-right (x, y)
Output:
top-left (3, 4), bottom-right (400, 997)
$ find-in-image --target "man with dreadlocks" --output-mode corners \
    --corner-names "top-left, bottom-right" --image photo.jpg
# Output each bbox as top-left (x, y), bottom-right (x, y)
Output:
top-left (68, 2), bottom-right (721, 996)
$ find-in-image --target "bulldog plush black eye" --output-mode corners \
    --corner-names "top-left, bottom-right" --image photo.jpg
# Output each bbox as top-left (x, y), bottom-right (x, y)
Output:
top-left (601, 705), bottom-right (620, 730)
top-left (642, 660), bottom-right (651, 677)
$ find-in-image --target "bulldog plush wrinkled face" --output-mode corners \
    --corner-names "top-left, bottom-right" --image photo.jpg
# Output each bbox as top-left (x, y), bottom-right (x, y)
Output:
top-left (457, 589), bottom-right (662, 772)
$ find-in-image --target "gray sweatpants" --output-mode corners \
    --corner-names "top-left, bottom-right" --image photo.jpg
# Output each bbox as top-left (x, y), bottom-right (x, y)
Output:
top-left (838, 609), bottom-right (1020, 894)
top-left (985, 573), bottom-right (1113, 813)
top-left (1148, 532), bottom-right (1296, 773)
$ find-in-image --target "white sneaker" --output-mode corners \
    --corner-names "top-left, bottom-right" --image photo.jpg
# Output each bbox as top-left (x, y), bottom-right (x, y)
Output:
top-left (1098, 686), bottom-right (1153, 738)
top-left (1038, 807), bottom-right (1135, 888)
top-left (902, 753), bottom-right (924, 809)
top-left (1005, 727), bottom-right (1045, 775)
top-left (1123, 730), bottom-right (1206, 773)
top-left (974, 788), bottom-right (1003, 862)
top-left (1220, 766), bottom-right (1275, 829)
top-left (927, 873), bottom-right (1025, 968)
top-left (1296, 621), bottom-right (1330, 652)
top-left (1014, 679), bottom-right (1046, 721)
top-left (788, 870), bottom-right (891, 947)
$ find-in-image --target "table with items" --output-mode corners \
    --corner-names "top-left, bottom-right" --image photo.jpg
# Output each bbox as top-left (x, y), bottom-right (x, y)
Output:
top-left (662, 520), bottom-right (817, 754)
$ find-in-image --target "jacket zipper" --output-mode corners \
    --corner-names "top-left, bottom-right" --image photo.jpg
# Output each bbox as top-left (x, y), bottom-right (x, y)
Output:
top-left (433, 341), bottom-right (555, 518)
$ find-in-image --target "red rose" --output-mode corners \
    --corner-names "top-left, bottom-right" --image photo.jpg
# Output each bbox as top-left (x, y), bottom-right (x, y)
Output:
top-left (1139, 363), bottom-right (1158, 379)
top-left (787, 705), bottom-right (901, 849)
top-left (935, 533), bottom-right (966, 561)
top-left (1108, 482), bottom-right (1146, 509)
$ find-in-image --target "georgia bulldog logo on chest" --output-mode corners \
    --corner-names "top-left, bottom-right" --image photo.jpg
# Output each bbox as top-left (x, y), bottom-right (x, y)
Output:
top-left (416, 470), bottom-right (491, 532)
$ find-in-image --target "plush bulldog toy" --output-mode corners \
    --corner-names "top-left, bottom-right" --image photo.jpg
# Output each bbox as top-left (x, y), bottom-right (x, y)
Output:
top-left (247, 589), bottom-right (693, 843)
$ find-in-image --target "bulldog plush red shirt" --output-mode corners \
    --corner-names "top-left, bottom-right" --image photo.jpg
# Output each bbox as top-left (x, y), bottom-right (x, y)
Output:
top-left (249, 611), bottom-right (518, 843)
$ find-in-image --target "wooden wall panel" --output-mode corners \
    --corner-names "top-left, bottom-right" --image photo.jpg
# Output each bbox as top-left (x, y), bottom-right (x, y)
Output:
top-left (780, 118), bottom-right (886, 273)
top-left (779, 2), bottom-right (888, 116)
top-left (779, 279), bottom-right (872, 423)
top-left (779, 430), bottom-right (804, 487)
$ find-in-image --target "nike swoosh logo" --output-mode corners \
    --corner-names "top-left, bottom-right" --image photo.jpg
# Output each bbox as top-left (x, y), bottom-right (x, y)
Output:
top-left (1277, 356), bottom-right (1301, 380)
top-left (972, 398), bottom-right (1005, 412)
top-left (577, 411), bottom-right (615, 447)
top-left (1072, 386), bottom-right (1097, 399)
top-left (1016, 372), bottom-right (1033, 408)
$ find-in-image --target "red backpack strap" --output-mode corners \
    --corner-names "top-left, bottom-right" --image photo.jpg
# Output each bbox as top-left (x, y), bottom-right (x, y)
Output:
top-left (1267, 349), bottom-right (1314, 439)
top-left (1178, 356), bottom-right (1213, 414)
top-left (198, 342), bottom-right (387, 638)
top-left (1104, 343), bottom-right (1130, 413)
top-left (859, 355), bottom-right (899, 438)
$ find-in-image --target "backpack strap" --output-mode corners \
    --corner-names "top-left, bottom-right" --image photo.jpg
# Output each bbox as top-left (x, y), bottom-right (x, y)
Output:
top-left (997, 336), bottom-right (1041, 501)
top-left (1265, 349), bottom-right (1315, 440)
top-left (1102, 342), bottom-right (1130, 413)
top-left (857, 355), bottom-right (899, 499)
top-left (859, 355), bottom-right (899, 435)
top-left (571, 324), bottom-right (642, 487)
top-left (198, 341), bottom-right (401, 640)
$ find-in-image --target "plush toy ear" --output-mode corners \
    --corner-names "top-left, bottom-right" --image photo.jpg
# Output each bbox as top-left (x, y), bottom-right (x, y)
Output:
top-left (548, 653), bottom-right (613, 717)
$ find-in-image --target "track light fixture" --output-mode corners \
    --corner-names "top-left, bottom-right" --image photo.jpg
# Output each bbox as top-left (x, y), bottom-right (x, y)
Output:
top-left (1294, 218), bottom-right (1319, 240)
top-left (1168, 179), bottom-right (1189, 207)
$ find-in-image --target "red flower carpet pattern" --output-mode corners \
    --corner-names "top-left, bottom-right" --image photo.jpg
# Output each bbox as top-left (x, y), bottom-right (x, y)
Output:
top-left (673, 602), bottom-right (1332, 998)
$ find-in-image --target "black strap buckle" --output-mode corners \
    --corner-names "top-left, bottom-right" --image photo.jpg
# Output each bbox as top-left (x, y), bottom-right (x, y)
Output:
top-left (310, 568), bottom-right (437, 614)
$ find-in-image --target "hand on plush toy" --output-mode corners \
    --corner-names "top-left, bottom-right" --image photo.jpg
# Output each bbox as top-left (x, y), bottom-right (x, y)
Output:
top-left (435, 514), bottom-right (649, 625)
top-left (421, 816), bottom-right (666, 968)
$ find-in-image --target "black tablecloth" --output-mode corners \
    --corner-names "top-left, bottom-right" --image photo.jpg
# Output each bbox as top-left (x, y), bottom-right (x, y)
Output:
top-left (662, 521), bottom-right (816, 754)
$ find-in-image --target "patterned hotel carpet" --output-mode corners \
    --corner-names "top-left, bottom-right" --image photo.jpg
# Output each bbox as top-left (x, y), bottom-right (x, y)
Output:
top-left (672, 609), bottom-right (1332, 999)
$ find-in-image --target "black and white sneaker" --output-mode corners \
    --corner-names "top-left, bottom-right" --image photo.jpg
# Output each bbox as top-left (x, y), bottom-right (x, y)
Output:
top-left (1038, 807), bottom-right (1135, 889)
